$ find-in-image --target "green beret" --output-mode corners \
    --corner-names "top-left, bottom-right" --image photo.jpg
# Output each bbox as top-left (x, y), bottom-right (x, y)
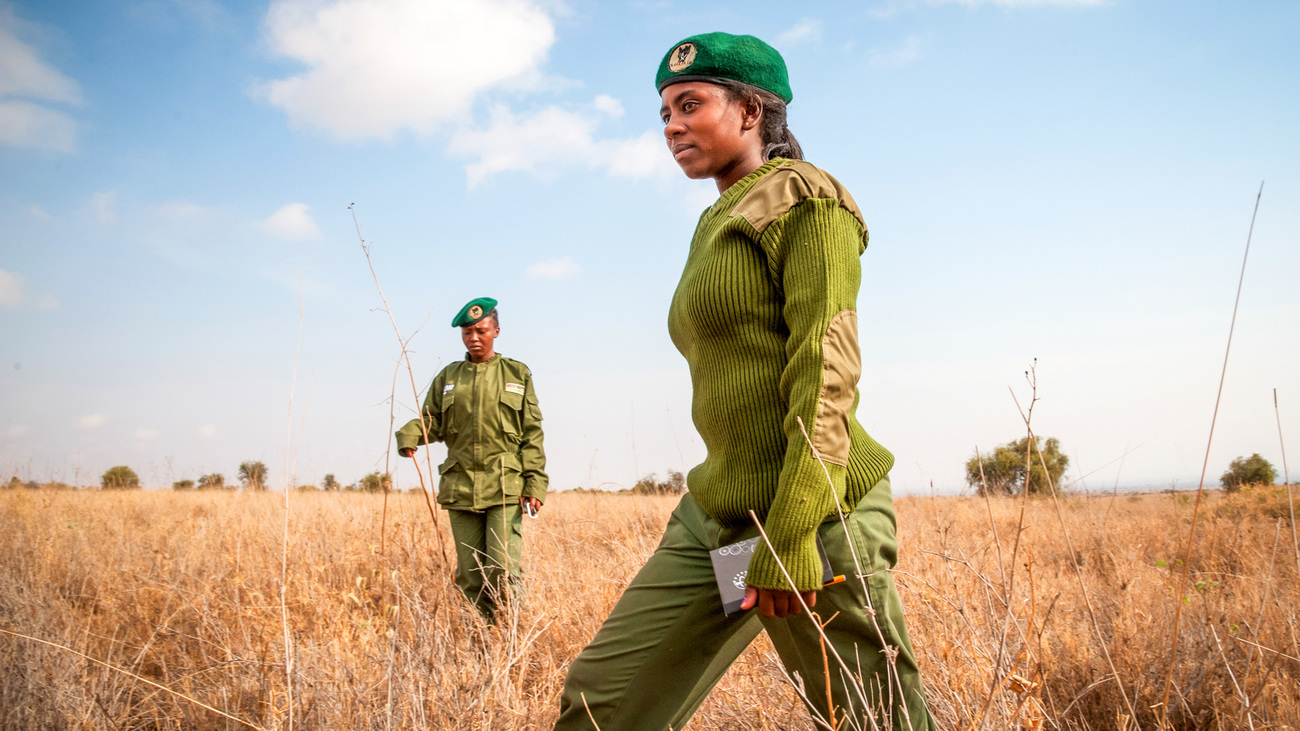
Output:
top-left (451, 297), bottom-right (497, 328)
top-left (655, 32), bottom-right (792, 104)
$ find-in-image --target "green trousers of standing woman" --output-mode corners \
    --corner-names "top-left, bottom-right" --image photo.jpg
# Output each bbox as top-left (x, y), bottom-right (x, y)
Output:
top-left (555, 477), bottom-right (934, 730)
top-left (447, 504), bottom-right (523, 620)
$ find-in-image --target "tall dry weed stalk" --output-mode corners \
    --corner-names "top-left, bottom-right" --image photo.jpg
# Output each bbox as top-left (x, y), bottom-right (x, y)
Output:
top-left (348, 203), bottom-right (448, 569)
top-left (1160, 182), bottom-right (1264, 727)
top-left (1275, 388), bottom-right (1299, 592)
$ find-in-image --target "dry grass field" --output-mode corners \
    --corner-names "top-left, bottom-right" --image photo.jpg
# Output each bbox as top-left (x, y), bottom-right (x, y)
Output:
top-left (0, 485), bottom-right (1296, 730)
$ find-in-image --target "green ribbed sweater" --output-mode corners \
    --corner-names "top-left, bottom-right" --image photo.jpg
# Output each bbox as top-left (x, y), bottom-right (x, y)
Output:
top-left (668, 159), bottom-right (895, 592)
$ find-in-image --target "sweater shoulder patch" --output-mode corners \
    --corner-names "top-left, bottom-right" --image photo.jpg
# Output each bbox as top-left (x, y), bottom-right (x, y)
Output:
top-left (728, 160), bottom-right (867, 237)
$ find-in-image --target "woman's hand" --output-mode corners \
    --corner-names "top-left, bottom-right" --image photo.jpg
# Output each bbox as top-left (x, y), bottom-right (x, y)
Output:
top-left (741, 586), bottom-right (817, 618)
top-left (520, 496), bottom-right (542, 517)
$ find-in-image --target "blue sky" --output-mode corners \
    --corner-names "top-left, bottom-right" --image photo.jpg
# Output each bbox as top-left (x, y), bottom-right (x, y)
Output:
top-left (1, 0), bottom-right (1297, 494)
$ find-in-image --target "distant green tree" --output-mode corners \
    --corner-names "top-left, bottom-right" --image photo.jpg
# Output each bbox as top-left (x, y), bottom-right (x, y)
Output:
top-left (239, 461), bottom-right (268, 491)
top-left (101, 465), bottom-right (141, 490)
top-left (197, 473), bottom-right (225, 489)
top-left (1221, 453), bottom-right (1277, 492)
top-left (294, 483), bottom-right (318, 491)
top-left (965, 437), bottom-right (1069, 496)
top-left (632, 469), bottom-right (687, 496)
top-left (358, 471), bottom-right (392, 493)
top-left (666, 469), bottom-right (686, 494)
top-left (3, 476), bottom-right (21, 490)
top-left (322, 473), bottom-right (339, 491)
top-left (172, 479), bottom-right (195, 490)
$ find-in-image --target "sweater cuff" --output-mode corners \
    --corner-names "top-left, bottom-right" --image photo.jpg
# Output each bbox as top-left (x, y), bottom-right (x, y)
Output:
top-left (748, 527), bottom-right (822, 591)
top-left (746, 458), bottom-right (846, 591)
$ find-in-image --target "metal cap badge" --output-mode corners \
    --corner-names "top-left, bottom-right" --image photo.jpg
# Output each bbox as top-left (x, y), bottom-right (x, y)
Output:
top-left (667, 42), bottom-right (696, 73)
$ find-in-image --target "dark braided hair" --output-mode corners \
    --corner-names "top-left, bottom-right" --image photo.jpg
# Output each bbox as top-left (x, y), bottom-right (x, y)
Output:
top-left (717, 79), bottom-right (803, 162)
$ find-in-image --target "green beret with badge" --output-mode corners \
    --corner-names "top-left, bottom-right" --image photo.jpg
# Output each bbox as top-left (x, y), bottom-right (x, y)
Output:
top-left (655, 31), bottom-right (793, 104)
top-left (451, 296), bottom-right (498, 327)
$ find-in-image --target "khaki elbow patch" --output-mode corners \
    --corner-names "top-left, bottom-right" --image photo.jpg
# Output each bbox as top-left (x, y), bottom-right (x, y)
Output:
top-left (813, 310), bottom-right (861, 466)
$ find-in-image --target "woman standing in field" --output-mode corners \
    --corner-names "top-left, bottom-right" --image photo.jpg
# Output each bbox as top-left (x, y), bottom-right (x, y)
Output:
top-left (553, 33), bottom-right (934, 730)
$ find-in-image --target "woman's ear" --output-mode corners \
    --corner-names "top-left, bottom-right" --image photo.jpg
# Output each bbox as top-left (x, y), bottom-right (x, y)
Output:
top-left (741, 94), bottom-right (763, 130)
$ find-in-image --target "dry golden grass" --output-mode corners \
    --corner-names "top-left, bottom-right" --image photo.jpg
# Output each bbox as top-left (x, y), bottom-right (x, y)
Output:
top-left (0, 486), bottom-right (1296, 729)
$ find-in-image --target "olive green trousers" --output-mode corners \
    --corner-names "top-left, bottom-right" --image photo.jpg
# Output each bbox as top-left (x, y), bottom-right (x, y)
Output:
top-left (554, 478), bottom-right (934, 730)
top-left (447, 504), bottom-right (523, 619)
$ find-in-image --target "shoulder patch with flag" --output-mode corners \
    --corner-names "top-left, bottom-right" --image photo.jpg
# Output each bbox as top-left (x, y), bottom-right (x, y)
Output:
top-left (504, 383), bottom-right (525, 396)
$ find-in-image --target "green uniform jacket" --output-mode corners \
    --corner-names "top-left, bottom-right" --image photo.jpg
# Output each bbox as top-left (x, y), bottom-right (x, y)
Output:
top-left (396, 354), bottom-right (548, 511)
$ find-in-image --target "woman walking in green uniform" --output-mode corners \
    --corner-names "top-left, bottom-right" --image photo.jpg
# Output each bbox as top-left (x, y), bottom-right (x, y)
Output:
top-left (554, 33), bottom-right (934, 729)
top-left (397, 298), bottom-right (547, 621)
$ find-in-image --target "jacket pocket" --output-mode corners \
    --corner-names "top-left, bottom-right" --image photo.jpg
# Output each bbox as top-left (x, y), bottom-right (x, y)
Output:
top-left (440, 391), bottom-right (456, 435)
top-left (499, 390), bottom-right (524, 439)
top-left (436, 458), bottom-right (458, 503)
top-left (498, 453), bottom-right (524, 497)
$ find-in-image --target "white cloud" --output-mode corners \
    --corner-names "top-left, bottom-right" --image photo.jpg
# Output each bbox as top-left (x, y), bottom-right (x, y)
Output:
top-left (199, 424), bottom-right (217, 439)
top-left (134, 428), bottom-right (158, 440)
top-left (77, 414), bottom-right (107, 429)
top-left (593, 94), bottom-right (623, 118)
top-left (255, 0), bottom-right (678, 187)
top-left (4, 425), bottom-right (27, 438)
top-left (92, 191), bottom-right (116, 224)
top-left (777, 18), bottom-right (823, 48)
top-left (27, 203), bottom-right (51, 219)
top-left (0, 269), bottom-right (21, 306)
top-left (256, 0), bottom-right (556, 140)
top-left (602, 131), bottom-right (676, 180)
top-left (261, 203), bottom-right (322, 241)
top-left (526, 256), bottom-right (580, 279)
top-left (451, 99), bottom-right (676, 186)
top-left (869, 35), bottom-right (924, 68)
top-left (0, 6), bottom-right (81, 152)
top-left (0, 13), bottom-right (80, 102)
top-left (256, 1), bottom-right (682, 187)
top-left (0, 269), bottom-right (57, 310)
top-left (0, 99), bottom-right (77, 151)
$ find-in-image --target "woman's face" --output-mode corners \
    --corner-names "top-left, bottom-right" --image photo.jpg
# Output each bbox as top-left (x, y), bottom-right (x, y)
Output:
top-left (461, 318), bottom-right (499, 363)
top-left (660, 82), bottom-right (763, 189)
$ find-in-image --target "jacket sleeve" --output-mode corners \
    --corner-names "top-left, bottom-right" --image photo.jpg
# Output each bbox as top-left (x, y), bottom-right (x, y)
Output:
top-left (519, 371), bottom-right (549, 502)
top-left (395, 370), bottom-right (447, 452)
top-left (745, 197), bottom-right (865, 592)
